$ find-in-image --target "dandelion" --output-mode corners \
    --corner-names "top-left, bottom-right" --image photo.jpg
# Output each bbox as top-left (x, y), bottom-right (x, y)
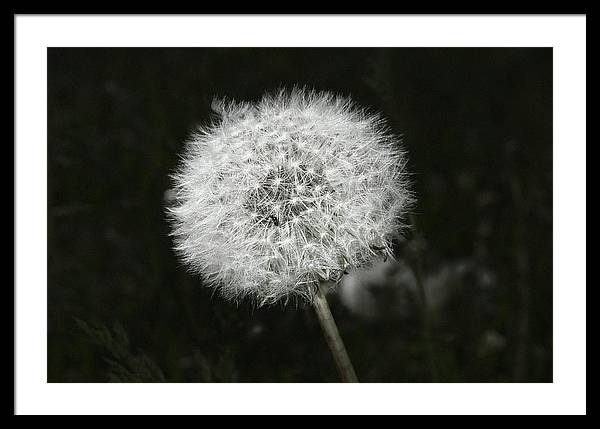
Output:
top-left (167, 88), bottom-right (412, 381)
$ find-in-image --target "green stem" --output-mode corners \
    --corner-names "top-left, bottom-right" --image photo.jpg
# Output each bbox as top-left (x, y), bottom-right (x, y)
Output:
top-left (313, 283), bottom-right (359, 383)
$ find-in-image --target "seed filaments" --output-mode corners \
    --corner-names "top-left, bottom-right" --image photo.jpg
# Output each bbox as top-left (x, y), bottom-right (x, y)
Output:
top-left (244, 163), bottom-right (333, 229)
top-left (169, 89), bottom-right (412, 305)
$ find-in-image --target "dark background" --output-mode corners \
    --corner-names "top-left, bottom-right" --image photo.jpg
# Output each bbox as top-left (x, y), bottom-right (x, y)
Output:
top-left (48, 48), bottom-right (552, 382)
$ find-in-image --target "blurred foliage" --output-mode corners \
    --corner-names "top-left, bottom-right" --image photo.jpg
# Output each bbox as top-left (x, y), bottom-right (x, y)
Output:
top-left (74, 319), bottom-right (166, 382)
top-left (48, 48), bottom-right (552, 382)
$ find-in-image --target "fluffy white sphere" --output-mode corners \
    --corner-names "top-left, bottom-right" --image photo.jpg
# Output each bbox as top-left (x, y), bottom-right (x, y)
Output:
top-left (168, 89), bottom-right (412, 306)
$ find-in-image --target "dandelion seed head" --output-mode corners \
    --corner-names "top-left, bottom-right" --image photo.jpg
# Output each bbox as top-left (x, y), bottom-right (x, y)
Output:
top-left (168, 88), bottom-right (412, 306)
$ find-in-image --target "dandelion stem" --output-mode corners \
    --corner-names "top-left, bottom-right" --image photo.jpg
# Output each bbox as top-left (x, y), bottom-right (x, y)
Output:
top-left (313, 283), bottom-right (359, 383)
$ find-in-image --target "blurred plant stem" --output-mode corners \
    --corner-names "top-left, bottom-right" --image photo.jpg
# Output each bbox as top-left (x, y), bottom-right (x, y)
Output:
top-left (313, 282), bottom-right (359, 382)
top-left (507, 148), bottom-right (531, 382)
top-left (408, 214), bottom-right (440, 382)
